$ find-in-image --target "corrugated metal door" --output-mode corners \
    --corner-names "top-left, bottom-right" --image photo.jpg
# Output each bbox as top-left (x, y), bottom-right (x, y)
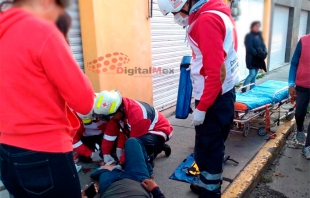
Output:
top-left (67, 0), bottom-right (84, 71)
top-left (151, 0), bottom-right (192, 111)
top-left (269, 5), bottom-right (289, 71)
top-left (235, 0), bottom-right (264, 81)
top-left (298, 11), bottom-right (308, 40)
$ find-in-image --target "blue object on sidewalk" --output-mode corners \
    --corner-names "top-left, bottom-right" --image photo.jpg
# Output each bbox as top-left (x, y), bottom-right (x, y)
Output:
top-left (170, 153), bottom-right (199, 184)
top-left (175, 56), bottom-right (193, 119)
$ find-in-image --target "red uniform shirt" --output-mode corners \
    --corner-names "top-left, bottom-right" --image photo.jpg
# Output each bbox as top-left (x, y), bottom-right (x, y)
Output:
top-left (102, 97), bottom-right (173, 155)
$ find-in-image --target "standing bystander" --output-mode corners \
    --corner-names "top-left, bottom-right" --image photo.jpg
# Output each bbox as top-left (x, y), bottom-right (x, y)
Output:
top-left (288, 34), bottom-right (310, 160)
top-left (0, 0), bottom-right (94, 197)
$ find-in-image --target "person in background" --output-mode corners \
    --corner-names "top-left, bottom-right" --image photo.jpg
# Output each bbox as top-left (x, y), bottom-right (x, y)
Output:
top-left (83, 138), bottom-right (165, 198)
top-left (56, 11), bottom-right (71, 43)
top-left (157, 0), bottom-right (239, 197)
top-left (288, 34), bottom-right (310, 160)
top-left (0, 0), bottom-right (94, 197)
top-left (242, 21), bottom-right (268, 92)
top-left (93, 90), bottom-right (173, 166)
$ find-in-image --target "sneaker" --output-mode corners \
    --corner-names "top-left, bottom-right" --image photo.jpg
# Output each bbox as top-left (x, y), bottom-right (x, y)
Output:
top-left (163, 144), bottom-right (171, 157)
top-left (296, 131), bottom-right (306, 142)
top-left (190, 183), bottom-right (203, 195)
top-left (301, 146), bottom-right (310, 160)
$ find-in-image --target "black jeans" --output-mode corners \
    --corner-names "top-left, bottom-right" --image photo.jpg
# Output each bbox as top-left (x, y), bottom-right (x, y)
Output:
top-left (0, 144), bottom-right (81, 198)
top-left (194, 88), bottom-right (235, 198)
top-left (138, 134), bottom-right (165, 163)
top-left (295, 86), bottom-right (310, 146)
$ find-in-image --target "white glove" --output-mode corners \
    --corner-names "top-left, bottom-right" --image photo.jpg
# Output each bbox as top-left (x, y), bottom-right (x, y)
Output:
top-left (116, 148), bottom-right (123, 160)
top-left (103, 154), bottom-right (116, 165)
top-left (191, 109), bottom-right (206, 126)
top-left (91, 151), bottom-right (102, 162)
top-left (113, 165), bottom-right (123, 170)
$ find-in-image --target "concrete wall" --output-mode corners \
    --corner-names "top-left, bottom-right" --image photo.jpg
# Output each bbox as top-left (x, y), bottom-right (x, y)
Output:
top-left (268, 0), bottom-right (310, 67)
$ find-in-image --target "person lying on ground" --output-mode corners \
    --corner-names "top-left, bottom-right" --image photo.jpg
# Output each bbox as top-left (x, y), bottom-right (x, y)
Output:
top-left (82, 138), bottom-right (165, 198)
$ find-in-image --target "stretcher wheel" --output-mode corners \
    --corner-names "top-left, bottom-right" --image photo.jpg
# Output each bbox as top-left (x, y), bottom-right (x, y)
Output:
top-left (257, 127), bottom-right (267, 136)
top-left (286, 113), bottom-right (295, 121)
top-left (242, 122), bottom-right (250, 137)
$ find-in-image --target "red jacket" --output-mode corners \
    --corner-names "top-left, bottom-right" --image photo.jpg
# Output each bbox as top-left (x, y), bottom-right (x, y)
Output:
top-left (0, 8), bottom-right (94, 153)
top-left (188, 0), bottom-right (238, 112)
top-left (102, 97), bottom-right (173, 155)
top-left (72, 115), bottom-right (106, 157)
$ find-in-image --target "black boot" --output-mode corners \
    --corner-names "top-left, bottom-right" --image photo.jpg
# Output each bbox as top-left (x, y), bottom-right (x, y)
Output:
top-left (190, 183), bottom-right (204, 195)
top-left (163, 144), bottom-right (171, 157)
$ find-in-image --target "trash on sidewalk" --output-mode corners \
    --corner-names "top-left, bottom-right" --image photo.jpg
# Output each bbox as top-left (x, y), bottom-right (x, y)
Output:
top-left (274, 172), bottom-right (285, 178)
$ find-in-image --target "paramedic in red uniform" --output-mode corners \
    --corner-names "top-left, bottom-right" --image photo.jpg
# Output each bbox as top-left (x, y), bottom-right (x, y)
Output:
top-left (93, 90), bottom-right (173, 166)
top-left (73, 111), bottom-right (106, 162)
top-left (158, 0), bottom-right (239, 197)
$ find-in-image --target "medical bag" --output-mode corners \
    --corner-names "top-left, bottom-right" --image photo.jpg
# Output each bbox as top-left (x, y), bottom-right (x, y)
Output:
top-left (175, 56), bottom-right (193, 119)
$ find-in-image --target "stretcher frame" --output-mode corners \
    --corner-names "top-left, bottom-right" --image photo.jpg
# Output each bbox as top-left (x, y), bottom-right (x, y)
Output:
top-left (232, 83), bottom-right (295, 137)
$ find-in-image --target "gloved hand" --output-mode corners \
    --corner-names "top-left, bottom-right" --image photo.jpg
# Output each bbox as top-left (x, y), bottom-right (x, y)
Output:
top-left (113, 165), bottom-right (123, 170)
top-left (91, 151), bottom-right (103, 162)
top-left (191, 109), bottom-right (206, 126)
top-left (103, 154), bottom-right (116, 165)
top-left (116, 148), bottom-right (123, 160)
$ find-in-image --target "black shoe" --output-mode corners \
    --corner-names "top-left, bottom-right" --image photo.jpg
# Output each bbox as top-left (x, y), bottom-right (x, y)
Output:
top-left (190, 183), bottom-right (203, 195)
top-left (163, 144), bottom-right (171, 157)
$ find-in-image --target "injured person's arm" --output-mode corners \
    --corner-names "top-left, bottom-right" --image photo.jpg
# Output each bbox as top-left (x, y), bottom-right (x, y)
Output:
top-left (142, 179), bottom-right (166, 198)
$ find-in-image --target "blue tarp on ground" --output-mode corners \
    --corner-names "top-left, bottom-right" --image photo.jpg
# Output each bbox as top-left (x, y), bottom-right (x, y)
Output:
top-left (236, 80), bottom-right (289, 110)
top-left (170, 153), bottom-right (199, 184)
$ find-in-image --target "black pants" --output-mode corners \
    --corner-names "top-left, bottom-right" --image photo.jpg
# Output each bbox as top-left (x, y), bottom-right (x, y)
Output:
top-left (194, 89), bottom-right (235, 198)
top-left (138, 134), bottom-right (165, 163)
top-left (295, 86), bottom-right (310, 147)
top-left (79, 134), bottom-right (103, 163)
top-left (0, 144), bottom-right (80, 198)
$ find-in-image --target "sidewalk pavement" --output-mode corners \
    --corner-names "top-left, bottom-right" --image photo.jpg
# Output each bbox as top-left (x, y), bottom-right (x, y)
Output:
top-left (0, 65), bottom-right (292, 198)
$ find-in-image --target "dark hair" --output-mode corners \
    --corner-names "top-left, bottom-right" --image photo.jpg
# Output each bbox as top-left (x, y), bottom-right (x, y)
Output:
top-left (0, 0), bottom-right (70, 12)
top-left (250, 21), bottom-right (261, 29)
top-left (56, 11), bottom-right (72, 43)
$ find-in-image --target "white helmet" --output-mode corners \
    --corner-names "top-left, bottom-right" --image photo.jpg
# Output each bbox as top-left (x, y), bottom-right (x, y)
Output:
top-left (93, 90), bottom-right (122, 116)
top-left (77, 94), bottom-right (97, 124)
top-left (158, 0), bottom-right (187, 16)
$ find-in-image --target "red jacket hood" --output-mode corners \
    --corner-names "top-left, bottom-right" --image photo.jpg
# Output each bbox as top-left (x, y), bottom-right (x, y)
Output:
top-left (0, 8), bottom-right (30, 38)
top-left (189, 0), bottom-right (231, 24)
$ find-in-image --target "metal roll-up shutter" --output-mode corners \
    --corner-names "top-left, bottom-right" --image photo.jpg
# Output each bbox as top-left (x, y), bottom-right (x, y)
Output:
top-left (298, 11), bottom-right (308, 40)
top-left (67, 0), bottom-right (84, 71)
top-left (151, 0), bottom-right (191, 111)
top-left (269, 5), bottom-right (289, 71)
top-left (235, 0), bottom-right (264, 81)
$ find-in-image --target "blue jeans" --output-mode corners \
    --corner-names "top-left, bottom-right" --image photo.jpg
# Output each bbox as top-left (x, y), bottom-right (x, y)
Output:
top-left (0, 144), bottom-right (81, 198)
top-left (91, 138), bottom-right (153, 194)
top-left (243, 68), bottom-right (259, 90)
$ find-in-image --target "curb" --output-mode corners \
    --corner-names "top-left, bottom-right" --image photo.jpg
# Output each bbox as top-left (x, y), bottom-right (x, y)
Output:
top-left (222, 120), bottom-right (295, 198)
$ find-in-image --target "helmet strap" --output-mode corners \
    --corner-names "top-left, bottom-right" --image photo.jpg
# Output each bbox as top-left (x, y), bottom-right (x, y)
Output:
top-left (180, 0), bottom-right (193, 15)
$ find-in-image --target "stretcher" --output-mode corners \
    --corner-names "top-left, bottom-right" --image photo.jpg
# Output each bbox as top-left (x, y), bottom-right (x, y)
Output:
top-left (232, 80), bottom-right (295, 138)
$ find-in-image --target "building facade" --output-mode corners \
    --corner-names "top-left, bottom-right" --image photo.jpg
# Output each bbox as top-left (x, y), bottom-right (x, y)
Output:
top-left (1, 0), bottom-right (309, 111)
